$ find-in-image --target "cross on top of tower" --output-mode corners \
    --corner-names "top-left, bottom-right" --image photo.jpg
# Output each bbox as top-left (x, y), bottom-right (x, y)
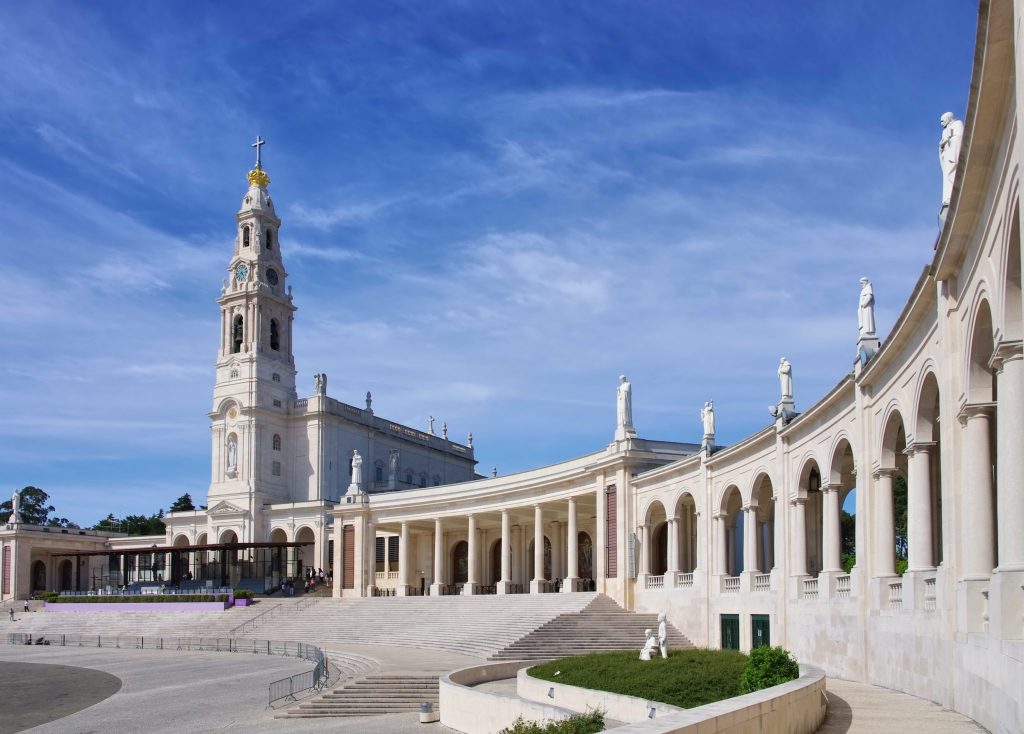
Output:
top-left (252, 135), bottom-right (266, 169)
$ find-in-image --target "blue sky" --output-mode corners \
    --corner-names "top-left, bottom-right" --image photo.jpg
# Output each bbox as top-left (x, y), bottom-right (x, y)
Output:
top-left (0, 2), bottom-right (977, 525)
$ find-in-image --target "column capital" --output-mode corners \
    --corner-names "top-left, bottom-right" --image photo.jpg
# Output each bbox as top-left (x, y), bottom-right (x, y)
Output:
top-left (903, 441), bottom-right (936, 457)
top-left (872, 467), bottom-right (896, 480)
top-left (989, 339), bottom-right (1024, 372)
top-left (789, 496), bottom-right (807, 507)
top-left (821, 482), bottom-right (842, 494)
top-left (957, 402), bottom-right (996, 425)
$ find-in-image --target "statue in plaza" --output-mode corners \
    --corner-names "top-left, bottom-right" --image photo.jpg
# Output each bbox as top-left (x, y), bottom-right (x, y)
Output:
top-left (778, 358), bottom-right (793, 402)
top-left (658, 612), bottom-right (668, 659)
top-left (858, 278), bottom-right (876, 336)
top-left (939, 112), bottom-right (964, 208)
top-left (10, 489), bottom-right (22, 524)
top-left (639, 628), bottom-right (659, 661)
top-left (700, 401), bottom-right (715, 438)
top-left (226, 436), bottom-right (238, 472)
top-left (350, 450), bottom-right (363, 489)
top-left (616, 375), bottom-right (636, 439)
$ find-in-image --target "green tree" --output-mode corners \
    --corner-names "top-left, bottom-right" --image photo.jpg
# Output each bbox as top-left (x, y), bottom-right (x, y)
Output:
top-left (93, 510), bottom-right (166, 536)
top-left (893, 474), bottom-right (908, 560)
top-left (0, 486), bottom-right (64, 525)
top-left (169, 493), bottom-right (195, 512)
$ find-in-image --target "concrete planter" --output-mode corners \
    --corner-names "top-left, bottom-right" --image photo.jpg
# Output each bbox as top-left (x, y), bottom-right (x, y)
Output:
top-left (44, 601), bottom-right (229, 612)
top-left (234, 598), bottom-right (252, 607)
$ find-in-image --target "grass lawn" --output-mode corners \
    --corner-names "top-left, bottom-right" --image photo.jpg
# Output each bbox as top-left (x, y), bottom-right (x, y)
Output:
top-left (528, 648), bottom-right (749, 709)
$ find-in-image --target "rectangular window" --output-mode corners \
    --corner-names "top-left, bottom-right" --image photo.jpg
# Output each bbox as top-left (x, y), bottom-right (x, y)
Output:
top-left (721, 614), bottom-right (740, 651)
top-left (376, 537), bottom-right (385, 572)
top-left (272, 373), bottom-right (281, 383)
top-left (606, 485), bottom-right (618, 578)
top-left (342, 525), bottom-right (355, 589)
top-left (388, 537), bottom-right (400, 563)
top-left (273, 399), bottom-right (282, 407)
top-left (272, 460), bottom-right (281, 476)
top-left (751, 614), bottom-right (771, 649)
top-left (328, 539), bottom-right (334, 569)
top-left (375, 466), bottom-right (383, 482)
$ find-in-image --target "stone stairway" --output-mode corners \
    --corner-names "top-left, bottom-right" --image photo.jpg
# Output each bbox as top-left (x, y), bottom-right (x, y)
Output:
top-left (489, 594), bottom-right (692, 660)
top-left (239, 592), bottom-right (598, 658)
top-left (279, 674), bottom-right (439, 718)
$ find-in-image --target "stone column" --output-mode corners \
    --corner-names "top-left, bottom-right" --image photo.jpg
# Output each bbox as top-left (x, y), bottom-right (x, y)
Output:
top-left (961, 406), bottom-right (995, 578)
top-left (873, 469), bottom-right (896, 577)
top-left (464, 514), bottom-right (478, 595)
top-left (905, 444), bottom-right (935, 572)
top-left (595, 480), bottom-right (607, 589)
top-left (994, 345), bottom-right (1024, 569)
top-left (564, 498), bottom-right (579, 592)
top-left (430, 518), bottom-right (444, 595)
top-left (792, 499), bottom-right (808, 576)
top-left (639, 523), bottom-right (652, 577)
top-left (332, 517), bottom-right (343, 597)
top-left (497, 509), bottom-right (512, 594)
top-left (743, 505), bottom-right (757, 576)
top-left (666, 517), bottom-right (680, 574)
top-left (364, 519), bottom-right (377, 596)
top-left (550, 520), bottom-right (562, 581)
top-left (822, 484), bottom-right (843, 573)
top-left (531, 505), bottom-right (545, 593)
top-left (715, 514), bottom-right (727, 576)
top-left (512, 524), bottom-right (523, 590)
top-left (397, 521), bottom-right (410, 596)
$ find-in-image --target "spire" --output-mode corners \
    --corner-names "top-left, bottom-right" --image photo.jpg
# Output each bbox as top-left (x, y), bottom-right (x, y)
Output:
top-left (247, 135), bottom-right (270, 188)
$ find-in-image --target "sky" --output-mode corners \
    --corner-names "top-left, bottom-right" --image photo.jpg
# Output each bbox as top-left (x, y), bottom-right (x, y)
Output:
top-left (0, 2), bottom-right (978, 526)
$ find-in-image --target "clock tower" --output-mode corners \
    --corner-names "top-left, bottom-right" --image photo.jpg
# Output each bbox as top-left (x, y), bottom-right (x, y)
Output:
top-left (207, 138), bottom-right (297, 537)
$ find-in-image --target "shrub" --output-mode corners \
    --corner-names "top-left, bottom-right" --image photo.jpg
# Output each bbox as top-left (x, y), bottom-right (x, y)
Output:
top-left (841, 553), bottom-right (856, 573)
top-left (39, 592), bottom-right (59, 603)
top-left (499, 710), bottom-right (604, 734)
top-left (739, 646), bottom-right (800, 693)
top-left (52, 594), bottom-right (229, 604)
top-left (233, 589), bottom-right (254, 600)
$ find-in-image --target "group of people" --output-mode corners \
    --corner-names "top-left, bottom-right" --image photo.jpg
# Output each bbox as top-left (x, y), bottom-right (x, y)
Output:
top-left (278, 567), bottom-right (331, 596)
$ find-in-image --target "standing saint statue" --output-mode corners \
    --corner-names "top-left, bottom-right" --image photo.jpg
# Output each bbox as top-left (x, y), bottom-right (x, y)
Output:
top-left (350, 450), bottom-right (363, 488)
top-left (365, 391), bottom-right (372, 411)
top-left (615, 375), bottom-right (636, 440)
top-left (388, 449), bottom-right (400, 481)
top-left (939, 112), bottom-right (964, 207)
top-left (778, 358), bottom-right (793, 402)
top-left (700, 401), bottom-right (715, 438)
top-left (858, 278), bottom-right (876, 335)
top-left (442, 421), bottom-right (448, 440)
top-left (10, 489), bottom-right (22, 524)
top-left (428, 416), bottom-right (435, 435)
top-left (226, 436), bottom-right (238, 472)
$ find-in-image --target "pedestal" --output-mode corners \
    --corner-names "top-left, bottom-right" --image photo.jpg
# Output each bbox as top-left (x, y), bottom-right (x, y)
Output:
top-left (429, 582), bottom-right (445, 597)
top-left (395, 584), bottom-right (411, 597)
top-left (530, 579), bottom-right (547, 594)
top-left (461, 583), bottom-right (478, 596)
top-left (561, 577), bottom-right (583, 593)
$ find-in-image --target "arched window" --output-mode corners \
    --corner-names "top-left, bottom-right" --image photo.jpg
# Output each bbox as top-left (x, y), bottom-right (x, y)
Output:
top-left (270, 319), bottom-right (280, 351)
top-left (266, 229), bottom-right (273, 250)
top-left (375, 465), bottom-right (383, 482)
top-left (231, 315), bottom-right (244, 353)
top-left (272, 434), bottom-right (281, 451)
top-left (242, 226), bottom-right (250, 247)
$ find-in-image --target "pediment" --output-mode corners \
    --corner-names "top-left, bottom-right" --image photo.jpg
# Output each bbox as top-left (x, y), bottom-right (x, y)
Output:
top-left (207, 500), bottom-right (246, 516)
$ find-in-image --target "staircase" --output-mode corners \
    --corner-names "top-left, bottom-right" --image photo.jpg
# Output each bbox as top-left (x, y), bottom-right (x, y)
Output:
top-left (489, 595), bottom-right (692, 660)
top-left (280, 674), bottom-right (438, 718)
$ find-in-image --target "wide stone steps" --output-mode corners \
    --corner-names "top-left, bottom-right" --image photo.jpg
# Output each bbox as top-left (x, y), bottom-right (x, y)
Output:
top-left (280, 675), bottom-right (439, 718)
top-left (490, 595), bottom-right (692, 660)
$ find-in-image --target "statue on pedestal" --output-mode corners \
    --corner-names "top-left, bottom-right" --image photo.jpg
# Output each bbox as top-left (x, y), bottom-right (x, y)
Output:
top-left (314, 373), bottom-right (327, 396)
top-left (778, 358), bottom-right (793, 402)
top-left (10, 490), bottom-right (22, 524)
top-left (350, 450), bottom-right (363, 489)
top-left (615, 375), bottom-right (636, 440)
top-left (226, 437), bottom-right (238, 473)
top-left (442, 422), bottom-right (448, 440)
top-left (700, 401), bottom-right (715, 439)
top-left (858, 278), bottom-right (876, 336)
top-left (428, 416), bottom-right (435, 435)
top-left (365, 391), bottom-right (372, 412)
top-left (467, 432), bottom-right (473, 448)
top-left (939, 112), bottom-right (964, 209)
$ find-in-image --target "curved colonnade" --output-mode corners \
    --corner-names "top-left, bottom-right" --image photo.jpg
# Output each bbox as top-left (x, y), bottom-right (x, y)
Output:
top-left (331, 2), bottom-right (1023, 731)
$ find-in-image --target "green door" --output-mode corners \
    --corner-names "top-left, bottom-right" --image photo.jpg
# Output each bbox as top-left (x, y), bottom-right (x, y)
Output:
top-left (721, 614), bottom-right (740, 650)
top-left (751, 614), bottom-right (770, 649)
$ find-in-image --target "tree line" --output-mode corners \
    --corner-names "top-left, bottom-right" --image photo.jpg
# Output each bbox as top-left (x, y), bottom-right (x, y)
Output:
top-left (0, 486), bottom-right (205, 536)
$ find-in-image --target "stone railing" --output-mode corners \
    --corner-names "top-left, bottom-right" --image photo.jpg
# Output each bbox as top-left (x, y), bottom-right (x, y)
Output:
top-left (645, 575), bottom-right (665, 590)
top-left (889, 580), bottom-right (903, 611)
top-left (802, 577), bottom-right (818, 599)
top-left (924, 577), bottom-right (936, 611)
top-left (836, 574), bottom-right (851, 599)
top-left (754, 573), bottom-right (771, 591)
top-left (721, 576), bottom-right (740, 593)
top-left (675, 572), bottom-right (693, 587)
top-left (293, 398), bottom-right (308, 409)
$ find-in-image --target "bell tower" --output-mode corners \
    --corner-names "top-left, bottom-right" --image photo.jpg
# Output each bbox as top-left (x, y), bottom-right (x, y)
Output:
top-left (207, 138), bottom-right (297, 529)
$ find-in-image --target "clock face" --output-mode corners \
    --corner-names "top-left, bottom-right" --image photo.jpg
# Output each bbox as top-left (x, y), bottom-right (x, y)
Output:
top-left (266, 268), bottom-right (279, 286)
top-left (235, 264), bottom-right (249, 282)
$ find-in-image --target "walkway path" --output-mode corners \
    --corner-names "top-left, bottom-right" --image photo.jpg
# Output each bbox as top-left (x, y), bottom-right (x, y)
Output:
top-left (820, 679), bottom-right (988, 734)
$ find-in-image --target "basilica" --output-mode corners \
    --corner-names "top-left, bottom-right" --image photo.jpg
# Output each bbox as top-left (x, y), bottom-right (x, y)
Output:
top-left (2, 2), bottom-right (1023, 731)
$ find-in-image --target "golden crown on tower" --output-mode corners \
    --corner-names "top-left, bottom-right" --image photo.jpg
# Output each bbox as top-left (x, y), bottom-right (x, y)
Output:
top-left (247, 168), bottom-right (270, 187)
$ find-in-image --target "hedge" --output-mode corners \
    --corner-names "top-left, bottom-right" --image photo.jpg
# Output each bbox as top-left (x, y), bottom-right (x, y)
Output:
top-left (50, 595), bottom-right (229, 604)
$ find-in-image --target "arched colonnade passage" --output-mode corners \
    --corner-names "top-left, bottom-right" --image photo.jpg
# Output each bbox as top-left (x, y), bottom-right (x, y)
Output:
top-left (336, 489), bottom-right (603, 597)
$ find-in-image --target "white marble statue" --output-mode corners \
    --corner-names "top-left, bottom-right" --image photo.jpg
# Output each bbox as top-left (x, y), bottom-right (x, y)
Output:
top-left (314, 372), bottom-right (327, 396)
top-left (778, 358), bottom-right (793, 402)
top-left (428, 415), bottom-right (435, 435)
top-left (365, 391), bottom-right (372, 411)
top-left (226, 436), bottom-right (238, 472)
top-left (350, 450), bottom-right (363, 488)
top-left (616, 375), bottom-right (636, 439)
top-left (939, 112), bottom-right (965, 206)
top-left (442, 422), bottom-right (448, 440)
top-left (658, 612), bottom-right (668, 659)
top-left (467, 432), bottom-right (473, 448)
top-left (10, 489), bottom-right (22, 524)
top-left (858, 277), bottom-right (876, 335)
top-left (639, 628), bottom-right (658, 661)
top-left (701, 401), bottom-right (715, 438)
top-left (388, 449), bottom-right (400, 480)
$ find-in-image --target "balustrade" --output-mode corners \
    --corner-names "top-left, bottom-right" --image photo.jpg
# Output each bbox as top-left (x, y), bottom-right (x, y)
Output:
top-left (675, 572), bottom-right (693, 587)
top-left (802, 577), bottom-right (819, 599)
top-left (888, 581), bottom-right (903, 611)
top-left (645, 575), bottom-right (664, 590)
top-left (721, 576), bottom-right (740, 593)
top-left (836, 574), bottom-right (851, 599)
top-left (753, 573), bottom-right (771, 591)
top-left (924, 577), bottom-right (936, 611)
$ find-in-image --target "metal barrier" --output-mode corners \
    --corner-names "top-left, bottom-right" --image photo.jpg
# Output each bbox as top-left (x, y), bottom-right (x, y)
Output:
top-left (3, 632), bottom-right (328, 706)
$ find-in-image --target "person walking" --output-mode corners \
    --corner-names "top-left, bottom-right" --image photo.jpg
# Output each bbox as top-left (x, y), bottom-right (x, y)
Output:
top-left (8, 607), bottom-right (14, 622)
top-left (23, 600), bottom-right (29, 613)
